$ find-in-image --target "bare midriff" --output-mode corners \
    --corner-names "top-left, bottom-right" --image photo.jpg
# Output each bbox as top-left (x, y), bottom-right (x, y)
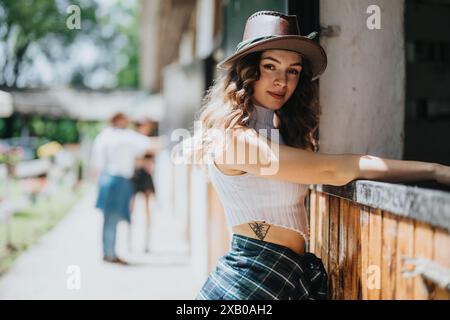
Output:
top-left (232, 221), bottom-right (306, 255)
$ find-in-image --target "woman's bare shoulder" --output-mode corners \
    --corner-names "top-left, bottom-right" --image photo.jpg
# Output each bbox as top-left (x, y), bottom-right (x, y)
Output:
top-left (210, 125), bottom-right (257, 175)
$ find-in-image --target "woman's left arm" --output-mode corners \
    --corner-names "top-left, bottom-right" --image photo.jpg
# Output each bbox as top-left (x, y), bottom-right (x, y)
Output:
top-left (340, 154), bottom-right (450, 185)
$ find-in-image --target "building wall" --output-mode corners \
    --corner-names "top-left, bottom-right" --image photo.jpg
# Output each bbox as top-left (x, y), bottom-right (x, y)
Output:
top-left (404, 0), bottom-right (450, 192)
top-left (139, 0), bottom-right (160, 92)
top-left (139, 0), bottom-right (197, 92)
top-left (222, 0), bottom-right (287, 57)
top-left (319, 0), bottom-right (405, 159)
top-left (196, 0), bottom-right (215, 59)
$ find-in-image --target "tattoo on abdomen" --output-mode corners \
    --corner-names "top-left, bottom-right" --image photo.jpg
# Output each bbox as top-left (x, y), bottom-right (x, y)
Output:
top-left (248, 221), bottom-right (271, 241)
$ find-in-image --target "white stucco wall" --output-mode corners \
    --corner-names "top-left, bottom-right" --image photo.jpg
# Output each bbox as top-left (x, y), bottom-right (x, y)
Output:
top-left (319, 0), bottom-right (405, 158)
top-left (189, 165), bottom-right (209, 280)
top-left (196, 0), bottom-right (215, 59)
top-left (139, 0), bottom-right (160, 91)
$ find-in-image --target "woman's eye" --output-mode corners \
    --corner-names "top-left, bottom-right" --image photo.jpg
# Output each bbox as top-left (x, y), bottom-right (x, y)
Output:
top-left (289, 69), bottom-right (300, 75)
top-left (263, 64), bottom-right (275, 70)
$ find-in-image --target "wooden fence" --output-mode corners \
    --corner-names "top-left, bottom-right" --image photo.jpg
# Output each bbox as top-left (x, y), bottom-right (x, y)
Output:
top-left (309, 182), bottom-right (450, 300)
top-left (205, 179), bottom-right (450, 300)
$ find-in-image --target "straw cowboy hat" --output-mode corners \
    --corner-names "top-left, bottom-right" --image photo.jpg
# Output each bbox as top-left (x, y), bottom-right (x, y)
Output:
top-left (217, 11), bottom-right (327, 80)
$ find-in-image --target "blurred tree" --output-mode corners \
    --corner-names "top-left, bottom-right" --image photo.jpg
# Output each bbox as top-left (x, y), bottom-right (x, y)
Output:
top-left (30, 116), bottom-right (46, 136)
top-left (77, 120), bottom-right (104, 140)
top-left (0, 0), bottom-right (98, 88)
top-left (54, 118), bottom-right (78, 143)
top-left (115, 1), bottom-right (139, 88)
top-left (68, 0), bottom-right (140, 89)
top-left (0, 0), bottom-right (141, 90)
top-left (12, 116), bottom-right (78, 143)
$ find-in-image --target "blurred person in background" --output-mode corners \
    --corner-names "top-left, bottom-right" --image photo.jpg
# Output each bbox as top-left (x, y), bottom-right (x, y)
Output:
top-left (91, 112), bottom-right (164, 264)
top-left (129, 119), bottom-right (157, 253)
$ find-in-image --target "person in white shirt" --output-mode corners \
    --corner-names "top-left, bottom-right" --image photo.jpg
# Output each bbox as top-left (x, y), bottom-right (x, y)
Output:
top-left (91, 112), bottom-right (164, 264)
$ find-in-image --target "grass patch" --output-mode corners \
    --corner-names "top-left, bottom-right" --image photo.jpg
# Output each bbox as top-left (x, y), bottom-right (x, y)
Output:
top-left (0, 182), bottom-right (88, 276)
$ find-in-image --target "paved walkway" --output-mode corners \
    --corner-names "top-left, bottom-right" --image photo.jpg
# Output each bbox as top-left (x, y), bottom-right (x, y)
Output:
top-left (0, 185), bottom-right (205, 299)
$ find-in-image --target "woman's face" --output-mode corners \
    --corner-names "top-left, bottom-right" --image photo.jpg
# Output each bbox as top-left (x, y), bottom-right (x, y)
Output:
top-left (252, 49), bottom-right (303, 110)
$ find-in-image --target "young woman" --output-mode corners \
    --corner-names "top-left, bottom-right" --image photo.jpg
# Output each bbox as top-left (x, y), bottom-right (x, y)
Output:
top-left (187, 11), bottom-right (450, 300)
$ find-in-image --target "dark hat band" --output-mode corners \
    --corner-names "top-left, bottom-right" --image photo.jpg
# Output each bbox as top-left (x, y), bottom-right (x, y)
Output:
top-left (236, 36), bottom-right (275, 52)
top-left (235, 31), bottom-right (319, 53)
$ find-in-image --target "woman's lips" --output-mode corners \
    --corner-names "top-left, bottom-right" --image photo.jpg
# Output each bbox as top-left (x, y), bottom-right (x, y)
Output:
top-left (267, 91), bottom-right (285, 100)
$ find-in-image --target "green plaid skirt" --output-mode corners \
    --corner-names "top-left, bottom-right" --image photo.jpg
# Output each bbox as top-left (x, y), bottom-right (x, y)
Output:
top-left (196, 234), bottom-right (328, 300)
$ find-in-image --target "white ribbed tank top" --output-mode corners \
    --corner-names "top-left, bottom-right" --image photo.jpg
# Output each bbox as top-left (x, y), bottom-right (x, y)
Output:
top-left (207, 105), bottom-right (310, 242)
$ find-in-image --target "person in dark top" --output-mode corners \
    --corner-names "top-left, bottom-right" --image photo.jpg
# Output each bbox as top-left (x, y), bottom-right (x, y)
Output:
top-left (130, 119), bottom-right (158, 253)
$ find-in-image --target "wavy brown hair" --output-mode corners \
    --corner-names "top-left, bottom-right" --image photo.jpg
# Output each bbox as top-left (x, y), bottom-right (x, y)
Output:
top-left (190, 51), bottom-right (321, 163)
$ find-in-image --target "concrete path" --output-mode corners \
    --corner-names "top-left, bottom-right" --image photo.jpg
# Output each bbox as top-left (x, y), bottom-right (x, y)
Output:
top-left (0, 185), bottom-right (205, 299)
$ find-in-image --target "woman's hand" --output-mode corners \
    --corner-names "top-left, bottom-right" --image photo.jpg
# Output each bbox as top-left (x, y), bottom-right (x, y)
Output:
top-left (434, 164), bottom-right (450, 185)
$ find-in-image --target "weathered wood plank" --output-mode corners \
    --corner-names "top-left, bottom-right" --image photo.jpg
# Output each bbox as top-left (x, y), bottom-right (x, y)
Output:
top-left (328, 196), bottom-right (340, 300)
top-left (338, 199), bottom-right (349, 299)
top-left (433, 228), bottom-right (450, 268)
top-left (319, 193), bottom-right (330, 275)
top-left (346, 201), bottom-right (361, 299)
top-left (309, 190), bottom-right (317, 254)
top-left (354, 202), bottom-right (363, 299)
top-left (381, 211), bottom-right (398, 300)
top-left (316, 192), bottom-right (324, 260)
top-left (360, 205), bottom-right (370, 300)
top-left (395, 218), bottom-right (415, 299)
top-left (412, 221), bottom-right (434, 300)
top-left (343, 199), bottom-right (354, 300)
top-left (313, 191), bottom-right (320, 255)
top-left (432, 228), bottom-right (450, 300)
top-left (367, 208), bottom-right (382, 300)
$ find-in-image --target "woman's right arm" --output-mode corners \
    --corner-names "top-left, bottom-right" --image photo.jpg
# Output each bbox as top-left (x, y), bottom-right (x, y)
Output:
top-left (218, 128), bottom-right (448, 186)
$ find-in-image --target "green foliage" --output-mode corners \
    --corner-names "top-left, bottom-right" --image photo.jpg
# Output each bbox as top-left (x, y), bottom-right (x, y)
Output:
top-left (0, 119), bottom-right (6, 136)
top-left (114, 1), bottom-right (140, 88)
top-left (30, 116), bottom-right (46, 136)
top-left (0, 146), bottom-right (23, 164)
top-left (55, 119), bottom-right (78, 142)
top-left (77, 120), bottom-right (105, 140)
top-left (0, 0), bottom-right (98, 87)
top-left (6, 116), bottom-right (80, 144)
top-left (1, 0), bottom-right (140, 89)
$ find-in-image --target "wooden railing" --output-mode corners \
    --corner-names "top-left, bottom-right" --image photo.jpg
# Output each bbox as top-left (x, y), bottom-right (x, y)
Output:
top-left (204, 178), bottom-right (450, 299)
top-left (308, 181), bottom-right (450, 300)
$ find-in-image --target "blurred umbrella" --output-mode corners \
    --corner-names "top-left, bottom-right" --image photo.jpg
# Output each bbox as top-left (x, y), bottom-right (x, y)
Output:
top-left (37, 141), bottom-right (62, 158)
top-left (0, 90), bottom-right (13, 118)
